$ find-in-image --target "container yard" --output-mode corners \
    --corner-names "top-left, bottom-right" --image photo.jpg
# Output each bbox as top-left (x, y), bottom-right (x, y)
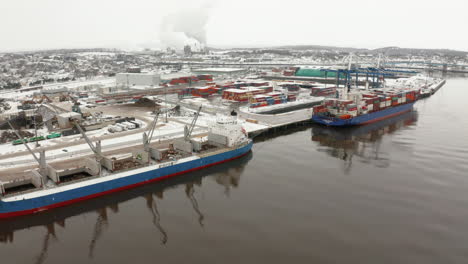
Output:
top-left (0, 67), bottom-right (447, 181)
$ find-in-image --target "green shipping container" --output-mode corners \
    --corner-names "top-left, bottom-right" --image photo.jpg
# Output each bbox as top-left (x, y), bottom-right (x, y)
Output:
top-left (295, 69), bottom-right (346, 78)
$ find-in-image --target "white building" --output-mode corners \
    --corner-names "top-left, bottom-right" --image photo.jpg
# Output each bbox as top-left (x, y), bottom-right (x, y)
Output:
top-left (116, 72), bottom-right (161, 87)
top-left (57, 112), bottom-right (82, 129)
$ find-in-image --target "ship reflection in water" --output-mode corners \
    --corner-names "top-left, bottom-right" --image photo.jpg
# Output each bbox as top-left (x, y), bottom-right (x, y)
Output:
top-left (0, 152), bottom-right (252, 263)
top-left (312, 110), bottom-right (418, 173)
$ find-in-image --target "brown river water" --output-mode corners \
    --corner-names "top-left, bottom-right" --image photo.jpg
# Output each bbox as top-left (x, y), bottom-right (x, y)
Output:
top-left (1, 77), bottom-right (468, 264)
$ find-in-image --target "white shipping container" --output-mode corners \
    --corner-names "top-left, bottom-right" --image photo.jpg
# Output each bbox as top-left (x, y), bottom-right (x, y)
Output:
top-left (368, 104), bottom-right (374, 111)
top-left (398, 98), bottom-right (403, 104)
top-left (380, 102), bottom-right (386, 108)
top-left (386, 101), bottom-right (391, 107)
top-left (402, 97), bottom-right (406, 103)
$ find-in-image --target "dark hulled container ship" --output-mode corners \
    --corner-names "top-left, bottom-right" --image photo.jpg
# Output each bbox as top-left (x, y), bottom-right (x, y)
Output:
top-left (312, 88), bottom-right (420, 127)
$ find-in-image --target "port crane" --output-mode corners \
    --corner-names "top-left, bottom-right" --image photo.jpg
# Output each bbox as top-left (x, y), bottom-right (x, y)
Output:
top-left (71, 119), bottom-right (102, 162)
top-left (143, 111), bottom-right (160, 152)
top-left (6, 120), bottom-right (48, 181)
top-left (184, 106), bottom-right (202, 141)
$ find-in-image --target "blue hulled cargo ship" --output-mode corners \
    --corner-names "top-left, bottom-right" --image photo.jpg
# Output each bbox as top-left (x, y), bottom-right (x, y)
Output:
top-left (312, 88), bottom-right (420, 127)
top-left (312, 102), bottom-right (415, 126)
top-left (0, 113), bottom-right (252, 219)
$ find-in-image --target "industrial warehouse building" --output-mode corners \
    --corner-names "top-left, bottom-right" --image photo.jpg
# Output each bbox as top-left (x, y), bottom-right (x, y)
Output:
top-left (192, 68), bottom-right (247, 76)
top-left (116, 72), bottom-right (161, 87)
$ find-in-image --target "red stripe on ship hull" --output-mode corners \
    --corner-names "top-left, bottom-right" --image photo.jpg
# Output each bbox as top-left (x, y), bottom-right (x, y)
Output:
top-left (0, 150), bottom-right (251, 219)
top-left (359, 108), bottom-right (412, 125)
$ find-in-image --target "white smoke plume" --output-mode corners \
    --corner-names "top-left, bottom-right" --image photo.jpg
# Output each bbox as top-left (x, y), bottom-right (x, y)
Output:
top-left (160, 3), bottom-right (213, 51)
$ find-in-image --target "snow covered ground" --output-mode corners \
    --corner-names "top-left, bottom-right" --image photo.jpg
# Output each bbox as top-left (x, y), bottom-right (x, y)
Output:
top-left (385, 75), bottom-right (442, 90)
top-left (0, 77), bottom-right (115, 100)
top-left (0, 109), bottom-right (268, 169)
top-left (0, 120), bottom-right (203, 168)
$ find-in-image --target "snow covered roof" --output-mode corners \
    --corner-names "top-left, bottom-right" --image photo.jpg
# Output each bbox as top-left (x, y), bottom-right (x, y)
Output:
top-left (57, 112), bottom-right (81, 119)
top-left (193, 86), bottom-right (214, 90)
top-left (195, 68), bottom-right (245, 73)
top-left (224, 87), bottom-right (261, 93)
top-left (161, 73), bottom-right (194, 80)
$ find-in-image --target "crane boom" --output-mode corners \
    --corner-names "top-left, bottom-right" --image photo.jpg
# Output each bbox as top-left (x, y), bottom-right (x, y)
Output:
top-left (7, 121), bottom-right (41, 165)
top-left (72, 120), bottom-right (101, 159)
top-left (185, 106), bottom-right (202, 141)
top-left (147, 112), bottom-right (160, 145)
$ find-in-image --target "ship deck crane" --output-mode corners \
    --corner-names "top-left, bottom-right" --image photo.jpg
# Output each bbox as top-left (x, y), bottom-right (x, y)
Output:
top-left (6, 120), bottom-right (47, 176)
top-left (71, 119), bottom-right (102, 161)
top-left (6, 121), bottom-right (40, 164)
top-left (184, 106), bottom-right (202, 141)
top-left (3, 120), bottom-right (48, 188)
top-left (143, 111), bottom-right (160, 151)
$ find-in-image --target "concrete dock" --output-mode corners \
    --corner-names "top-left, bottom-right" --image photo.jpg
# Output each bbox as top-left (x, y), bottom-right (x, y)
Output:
top-left (240, 108), bottom-right (314, 137)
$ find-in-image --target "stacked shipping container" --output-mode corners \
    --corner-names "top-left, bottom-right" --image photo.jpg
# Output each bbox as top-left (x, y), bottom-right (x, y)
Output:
top-left (222, 86), bottom-right (273, 102)
top-left (315, 89), bottom-right (420, 120)
top-left (249, 92), bottom-right (292, 108)
top-left (310, 86), bottom-right (337, 97)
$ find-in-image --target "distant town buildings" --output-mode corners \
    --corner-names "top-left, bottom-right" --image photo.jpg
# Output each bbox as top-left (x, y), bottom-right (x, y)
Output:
top-left (0, 47), bottom-right (467, 91)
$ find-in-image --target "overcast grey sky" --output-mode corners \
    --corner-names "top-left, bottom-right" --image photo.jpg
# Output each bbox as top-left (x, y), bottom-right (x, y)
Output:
top-left (1, 0), bottom-right (467, 52)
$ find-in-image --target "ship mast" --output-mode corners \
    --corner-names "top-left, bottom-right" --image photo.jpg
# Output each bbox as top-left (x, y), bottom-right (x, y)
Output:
top-left (343, 53), bottom-right (354, 100)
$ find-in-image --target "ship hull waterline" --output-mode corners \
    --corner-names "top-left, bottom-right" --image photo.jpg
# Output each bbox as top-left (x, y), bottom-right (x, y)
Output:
top-left (0, 141), bottom-right (253, 219)
top-left (312, 102), bottom-right (415, 127)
